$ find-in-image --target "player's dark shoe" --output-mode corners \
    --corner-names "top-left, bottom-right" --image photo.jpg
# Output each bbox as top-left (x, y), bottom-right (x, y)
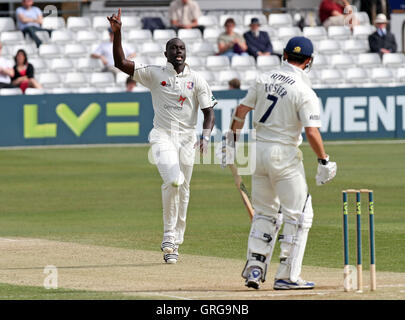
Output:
top-left (273, 278), bottom-right (315, 290)
top-left (245, 267), bottom-right (262, 289)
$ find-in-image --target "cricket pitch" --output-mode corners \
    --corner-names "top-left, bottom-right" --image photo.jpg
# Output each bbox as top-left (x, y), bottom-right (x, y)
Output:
top-left (0, 237), bottom-right (404, 300)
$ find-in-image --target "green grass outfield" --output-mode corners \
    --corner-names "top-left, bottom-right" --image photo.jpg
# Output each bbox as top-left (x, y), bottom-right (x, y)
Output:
top-left (0, 283), bottom-right (153, 300)
top-left (0, 141), bottom-right (404, 298)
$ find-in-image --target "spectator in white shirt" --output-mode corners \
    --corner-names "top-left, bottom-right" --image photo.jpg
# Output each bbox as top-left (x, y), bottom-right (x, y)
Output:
top-left (91, 27), bottom-right (136, 75)
top-left (0, 42), bottom-right (16, 89)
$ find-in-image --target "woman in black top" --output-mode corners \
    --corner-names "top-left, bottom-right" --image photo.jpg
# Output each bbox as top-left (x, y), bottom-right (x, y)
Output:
top-left (11, 49), bottom-right (42, 93)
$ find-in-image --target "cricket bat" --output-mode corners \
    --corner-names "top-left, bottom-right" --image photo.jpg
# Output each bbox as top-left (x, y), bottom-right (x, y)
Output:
top-left (228, 164), bottom-right (255, 220)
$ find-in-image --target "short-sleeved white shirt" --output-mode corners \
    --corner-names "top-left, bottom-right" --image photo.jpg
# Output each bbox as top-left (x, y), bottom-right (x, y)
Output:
top-left (241, 61), bottom-right (321, 147)
top-left (0, 57), bottom-right (13, 84)
top-left (132, 62), bottom-right (217, 133)
top-left (92, 42), bottom-right (134, 67)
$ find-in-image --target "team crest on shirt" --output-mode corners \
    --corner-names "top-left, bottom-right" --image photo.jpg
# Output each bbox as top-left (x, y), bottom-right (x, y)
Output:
top-left (186, 81), bottom-right (194, 90)
top-left (178, 95), bottom-right (186, 106)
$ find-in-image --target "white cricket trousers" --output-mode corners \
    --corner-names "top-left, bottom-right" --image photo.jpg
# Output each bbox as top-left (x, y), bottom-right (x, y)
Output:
top-left (252, 141), bottom-right (308, 218)
top-left (251, 141), bottom-right (309, 279)
top-left (149, 128), bottom-right (196, 245)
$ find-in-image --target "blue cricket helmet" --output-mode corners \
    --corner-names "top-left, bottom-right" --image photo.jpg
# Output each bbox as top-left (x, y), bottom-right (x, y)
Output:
top-left (284, 36), bottom-right (314, 57)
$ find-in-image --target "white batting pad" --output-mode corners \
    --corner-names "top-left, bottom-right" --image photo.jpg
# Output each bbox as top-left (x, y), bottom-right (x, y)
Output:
top-left (242, 213), bottom-right (282, 281)
top-left (275, 194), bottom-right (314, 282)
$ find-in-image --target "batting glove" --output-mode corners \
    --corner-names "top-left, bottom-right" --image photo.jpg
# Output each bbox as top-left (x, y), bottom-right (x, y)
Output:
top-left (315, 155), bottom-right (337, 186)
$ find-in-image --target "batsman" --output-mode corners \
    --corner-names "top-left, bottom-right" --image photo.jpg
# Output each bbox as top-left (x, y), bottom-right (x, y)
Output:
top-left (229, 37), bottom-right (337, 290)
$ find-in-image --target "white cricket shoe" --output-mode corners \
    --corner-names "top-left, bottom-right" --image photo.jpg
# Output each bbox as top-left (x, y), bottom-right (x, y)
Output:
top-left (163, 248), bottom-right (178, 264)
top-left (273, 278), bottom-right (315, 290)
top-left (161, 236), bottom-right (177, 254)
top-left (245, 267), bottom-right (262, 289)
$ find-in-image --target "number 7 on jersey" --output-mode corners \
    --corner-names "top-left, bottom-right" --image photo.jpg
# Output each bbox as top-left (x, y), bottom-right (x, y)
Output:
top-left (259, 94), bottom-right (278, 123)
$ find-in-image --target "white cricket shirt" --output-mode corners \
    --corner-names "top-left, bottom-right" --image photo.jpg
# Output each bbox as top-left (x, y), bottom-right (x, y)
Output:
top-left (92, 42), bottom-right (134, 67)
top-left (0, 57), bottom-right (13, 84)
top-left (132, 62), bottom-right (217, 133)
top-left (241, 61), bottom-right (321, 146)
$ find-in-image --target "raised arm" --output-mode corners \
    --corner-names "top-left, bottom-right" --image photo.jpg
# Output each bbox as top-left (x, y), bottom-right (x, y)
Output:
top-left (107, 9), bottom-right (134, 76)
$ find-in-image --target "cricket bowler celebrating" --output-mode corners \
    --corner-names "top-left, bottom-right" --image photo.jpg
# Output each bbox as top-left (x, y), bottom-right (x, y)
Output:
top-left (229, 37), bottom-right (337, 289)
top-left (108, 9), bottom-right (216, 264)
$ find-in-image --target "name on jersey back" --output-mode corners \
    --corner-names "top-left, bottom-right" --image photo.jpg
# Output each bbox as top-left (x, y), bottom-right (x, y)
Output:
top-left (264, 73), bottom-right (296, 99)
